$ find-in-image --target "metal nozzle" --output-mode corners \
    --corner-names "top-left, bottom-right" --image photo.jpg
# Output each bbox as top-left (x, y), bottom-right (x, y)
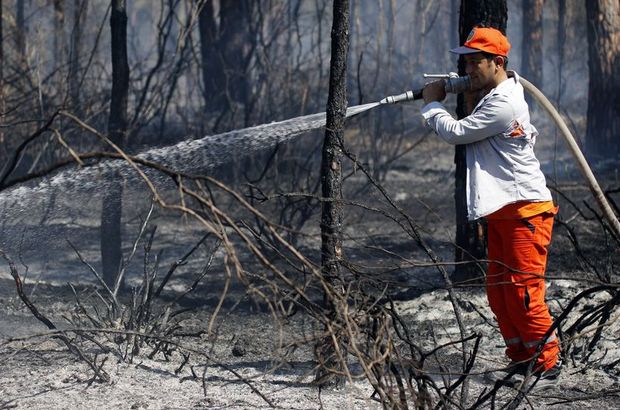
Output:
top-left (379, 73), bottom-right (472, 106)
top-left (423, 73), bottom-right (453, 79)
top-left (424, 72), bottom-right (459, 79)
top-left (380, 89), bottom-right (423, 105)
top-left (380, 90), bottom-right (413, 104)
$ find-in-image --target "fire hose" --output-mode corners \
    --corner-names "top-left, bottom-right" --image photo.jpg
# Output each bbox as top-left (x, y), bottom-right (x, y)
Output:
top-left (380, 74), bottom-right (620, 241)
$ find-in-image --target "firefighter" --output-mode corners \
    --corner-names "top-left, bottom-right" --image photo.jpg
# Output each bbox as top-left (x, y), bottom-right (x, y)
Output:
top-left (421, 26), bottom-right (561, 388)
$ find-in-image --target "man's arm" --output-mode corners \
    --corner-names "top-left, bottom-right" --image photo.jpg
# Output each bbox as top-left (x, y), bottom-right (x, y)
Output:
top-left (421, 95), bottom-right (513, 145)
top-left (422, 80), bottom-right (483, 112)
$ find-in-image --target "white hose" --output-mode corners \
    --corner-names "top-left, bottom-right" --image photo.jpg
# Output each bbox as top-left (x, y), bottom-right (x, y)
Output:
top-left (519, 76), bottom-right (620, 241)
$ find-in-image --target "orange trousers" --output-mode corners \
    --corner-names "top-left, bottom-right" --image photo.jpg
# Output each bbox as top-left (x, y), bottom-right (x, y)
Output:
top-left (486, 211), bottom-right (560, 371)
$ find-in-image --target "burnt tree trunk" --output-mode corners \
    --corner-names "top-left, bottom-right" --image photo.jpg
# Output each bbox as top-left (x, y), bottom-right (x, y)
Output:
top-left (454, 0), bottom-right (507, 282)
top-left (522, 0), bottom-right (544, 101)
top-left (219, 0), bottom-right (250, 108)
top-left (0, 2), bottom-right (4, 145)
top-left (69, 0), bottom-right (87, 113)
top-left (315, 0), bottom-right (349, 387)
top-left (53, 0), bottom-right (66, 70)
top-left (101, 0), bottom-right (129, 288)
top-left (198, 0), bottom-right (250, 119)
top-left (451, 0), bottom-right (460, 56)
top-left (585, 0), bottom-right (620, 162)
top-left (556, 0), bottom-right (566, 104)
top-left (16, 0), bottom-right (26, 63)
top-left (197, 0), bottom-right (223, 111)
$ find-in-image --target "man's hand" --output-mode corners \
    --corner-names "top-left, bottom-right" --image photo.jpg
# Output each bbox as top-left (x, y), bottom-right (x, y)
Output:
top-left (423, 80), bottom-right (446, 104)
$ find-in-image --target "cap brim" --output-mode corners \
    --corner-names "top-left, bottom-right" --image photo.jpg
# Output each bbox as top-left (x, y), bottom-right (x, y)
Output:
top-left (449, 46), bottom-right (482, 55)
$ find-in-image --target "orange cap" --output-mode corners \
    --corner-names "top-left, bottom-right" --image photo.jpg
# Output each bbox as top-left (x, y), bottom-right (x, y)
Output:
top-left (450, 27), bottom-right (511, 57)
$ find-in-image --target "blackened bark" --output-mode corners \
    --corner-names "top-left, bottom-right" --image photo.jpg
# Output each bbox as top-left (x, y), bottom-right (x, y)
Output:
top-left (219, 0), bottom-right (250, 106)
top-left (0, 1), bottom-right (2, 72)
top-left (53, 0), bottom-right (66, 69)
top-left (522, 0), bottom-right (544, 96)
top-left (101, 0), bottom-right (130, 288)
top-left (69, 0), bottom-right (87, 113)
top-left (316, 0), bottom-right (349, 387)
top-left (556, 0), bottom-right (566, 104)
top-left (0, 2), bottom-right (3, 145)
top-left (585, 0), bottom-right (620, 162)
top-left (197, 0), bottom-right (250, 114)
top-left (197, 0), bottom-right (223, 110)
top-left (451, 0), bottom-right (460, 55)
top-left (16, 0), bottom-right (26, 61)
top-left (454, 0), bottom-right (507, 281)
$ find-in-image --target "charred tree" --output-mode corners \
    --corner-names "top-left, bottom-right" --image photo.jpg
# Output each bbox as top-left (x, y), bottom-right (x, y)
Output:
top-left (69, 0), bottom-right (87, 113)
top-left (101, 0), bottom-right (130, 288)
top-left (16, 0), bottom-right (26, 62)
top-left (198, 0), bottom-right (251, 120)
top-left (315, 0), bottom-right (349, 387)
top-left (454, 0), bottom-right (507, 282)
top-left (522, 0), bottom-right (544, 94)
top-left (197, 0), bottom-right (223, 111)
top-left (0, 2), bottom-right (3, 145)
top-left (219, 0), bottom-right (250, 108)
top-left (53, 0), bottom-right (66, 70)
top-left (451, 0), bottom-right (460, 55)
top-left (556, 0), bottom-right (566, 104)
top-left (585, 0), bottom-right (620, 162)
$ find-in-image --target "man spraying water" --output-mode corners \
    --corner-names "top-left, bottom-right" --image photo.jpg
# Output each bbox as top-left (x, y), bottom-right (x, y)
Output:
top-left (421, 26), bottom-right (561, 389)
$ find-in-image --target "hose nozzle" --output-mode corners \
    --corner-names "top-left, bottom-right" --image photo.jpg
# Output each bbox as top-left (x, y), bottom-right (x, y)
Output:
top-left (380, 73), bottom-right (472, 105)
top-left (380, 89), bottom-right (423, 105)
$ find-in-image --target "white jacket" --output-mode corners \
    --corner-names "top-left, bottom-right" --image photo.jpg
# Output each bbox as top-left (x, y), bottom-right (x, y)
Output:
top-left (421, 71), bottom-right (551, 220)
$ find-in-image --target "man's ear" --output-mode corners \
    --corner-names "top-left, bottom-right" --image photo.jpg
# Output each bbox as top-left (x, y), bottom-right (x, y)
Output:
top-left (494, 56), bottom-right (505, 68)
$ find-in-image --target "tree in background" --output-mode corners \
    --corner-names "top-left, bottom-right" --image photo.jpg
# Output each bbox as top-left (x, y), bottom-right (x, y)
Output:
top-left (198, 0), bottom-right (251, 129)
top-left (453, 0), bottom-right (507, 282)
top-left (315, 0), bottom-right (349, 387)
top-left (555, 0), bottom-right (566, 104)
top-left (0, 2), bottom-right (3, 146)
top-left (101, 0), bottom-right (130, 288)
top-left (522, 0), bottom-right (544, 98)
top-left (53, 0), bottom-right (66, 70)
top-left (197, 0), bottom-right (223, 112)
top-left (585, 0), bottom-right (619, 162)
top-left (68, 0), bottom-right (88, 114)
top-left (15, 0), bottom-right (26, 62)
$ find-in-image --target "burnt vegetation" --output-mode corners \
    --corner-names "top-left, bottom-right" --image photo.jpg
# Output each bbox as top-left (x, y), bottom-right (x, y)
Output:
top-left (0, 1), bottom-right (618, 409)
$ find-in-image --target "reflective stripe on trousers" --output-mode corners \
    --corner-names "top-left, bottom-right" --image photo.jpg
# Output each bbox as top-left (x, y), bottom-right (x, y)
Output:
top-left (523, 333), bottom-right (557, 349)
top-left (505, 333), bottom-right (557, 349)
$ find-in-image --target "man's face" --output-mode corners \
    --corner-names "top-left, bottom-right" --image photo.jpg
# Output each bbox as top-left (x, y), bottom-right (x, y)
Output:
top-left (464, 53), bottom-right (496, 91)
